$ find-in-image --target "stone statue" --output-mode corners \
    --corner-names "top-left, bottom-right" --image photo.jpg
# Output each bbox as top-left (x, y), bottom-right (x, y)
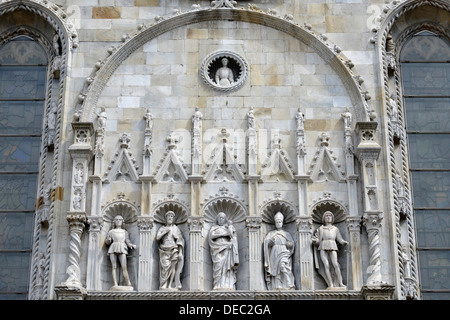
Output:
top-left (312, 211), bottom-right (348, 289)
top-left (104, 215), bottom-right (136, 290)
top-left (156, 211), bottom-right (185, 290)
top-left (144, 108), bottom-right (153, 131)
top-left (215, 57), bottom-right (234, 87)
top-left (97, 107), bottom-right (107, 129)
top-left (263, 212), bottom-right (295, 290)
top-left (208, 212), bottom-right (239, 290)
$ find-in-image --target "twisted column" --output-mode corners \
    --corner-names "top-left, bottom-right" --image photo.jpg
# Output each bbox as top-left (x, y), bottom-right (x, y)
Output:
top-left (62, 214), bottom-right (86, 288)
top-left (363, 212), bottom-right (385, 285)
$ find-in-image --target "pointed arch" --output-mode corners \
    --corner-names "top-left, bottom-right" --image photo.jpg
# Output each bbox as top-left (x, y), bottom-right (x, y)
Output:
top-left (376, 0), bottom-right (450, 300)
top-left (0, 0), bottom-right (78, 300)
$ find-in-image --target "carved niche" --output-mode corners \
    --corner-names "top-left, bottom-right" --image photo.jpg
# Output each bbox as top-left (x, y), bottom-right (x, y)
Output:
top-left (200, 50), bottom-right (249, 92)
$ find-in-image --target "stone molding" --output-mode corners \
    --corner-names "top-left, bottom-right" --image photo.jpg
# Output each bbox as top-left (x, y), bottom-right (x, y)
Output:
top-left (373, 0), bottom-right (450, 300)
top-left (76, 6), bottom-right (372, 124)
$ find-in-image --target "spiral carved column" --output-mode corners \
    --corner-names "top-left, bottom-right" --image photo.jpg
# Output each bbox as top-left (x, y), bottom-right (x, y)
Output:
top-left (62, 213), bottom-right (87, 288)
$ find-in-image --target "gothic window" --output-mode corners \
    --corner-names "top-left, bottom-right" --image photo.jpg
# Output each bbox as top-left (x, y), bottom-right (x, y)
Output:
top-left (400, 30), bottom-right (450, 300)
top-left (0, 36), bottom-right (47, 299)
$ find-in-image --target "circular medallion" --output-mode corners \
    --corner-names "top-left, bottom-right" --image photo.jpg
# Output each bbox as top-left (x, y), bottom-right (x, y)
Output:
top-left (200, 50), bottom-right (249, 92)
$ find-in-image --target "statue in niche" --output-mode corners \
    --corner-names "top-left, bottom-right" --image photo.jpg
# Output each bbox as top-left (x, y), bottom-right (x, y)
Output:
top-left (312, 211), bottom-right (348, 289)
top-left (47, 102), bottom-right (57, 147)
top-left (104, 215), bottom-right (136, 290)
top-left (156, 211), bottom-right (185, 290)
top-left (263, 212), bottom-right (295, 290)
top-left (215, 57), bottom-right (234, 87)
top-left (208, 212), bottom-right (239, 290)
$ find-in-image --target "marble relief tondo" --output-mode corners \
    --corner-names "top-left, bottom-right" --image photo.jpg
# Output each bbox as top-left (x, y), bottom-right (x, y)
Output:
top-left (200, 50), bottom-right (249, 92)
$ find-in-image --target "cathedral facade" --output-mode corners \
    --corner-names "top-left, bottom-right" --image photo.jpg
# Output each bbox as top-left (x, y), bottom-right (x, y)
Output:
top-left (0, 0), bottom-right (448, 300)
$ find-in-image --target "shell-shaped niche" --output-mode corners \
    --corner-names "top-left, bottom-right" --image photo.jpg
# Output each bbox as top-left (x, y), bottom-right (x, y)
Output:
top-left (153, 201), bottom-right (189, 225)
top-left (311, 196), bottom-right (347, 224)
top-left (261, 200), bottom-right (297, 225)
top-left (203, 198), bottom-right (247, 224)
top-left (103, 201), bottom-right (138, 225)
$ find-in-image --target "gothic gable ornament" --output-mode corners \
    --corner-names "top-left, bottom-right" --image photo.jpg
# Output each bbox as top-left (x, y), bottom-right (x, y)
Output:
top-left (200, 50), bottom-right (249, 92)
top-left (308, 132), bottom-right (345, 183)
top-left (154, 133), bottom-right (189, 183)
top-left (204, 128), bottom-right (246, 182)
top-left (104, 133), bottom-right (139, 183)
top-left (261, 134), bottom-right (296, 182)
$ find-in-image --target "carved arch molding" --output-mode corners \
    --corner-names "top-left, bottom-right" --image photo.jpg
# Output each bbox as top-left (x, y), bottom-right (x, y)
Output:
top-left (0, 0), bottom-right (79, 301)
top-left (375, 0), bottom-right (450, 300)
top-left (76, 6), bottom-right (372, 124)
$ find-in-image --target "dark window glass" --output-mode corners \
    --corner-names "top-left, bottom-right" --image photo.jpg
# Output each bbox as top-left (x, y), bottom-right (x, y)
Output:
top-left (0, 36), bottom-right (47, 300)
top-left (401, 31), bottom-right (450, 299)
top-left (405, 98), bottom-right (450, 132)
top-left (415, 210), bottom-right (450, 248)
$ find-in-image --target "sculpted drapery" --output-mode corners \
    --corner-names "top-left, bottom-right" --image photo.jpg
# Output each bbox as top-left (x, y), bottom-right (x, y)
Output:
top-left (156, 211), bottom-right (185, 290)
top-left (208, 212), bottom-right (239, 290)
top-left (263, 212), bottom-right (295, 290)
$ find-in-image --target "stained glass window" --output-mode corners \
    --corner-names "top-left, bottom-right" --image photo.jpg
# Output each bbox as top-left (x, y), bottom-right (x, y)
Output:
top-left (0, 36), bottom-right (47, 300)
top-left (401, 30), bottom-right (450, 300)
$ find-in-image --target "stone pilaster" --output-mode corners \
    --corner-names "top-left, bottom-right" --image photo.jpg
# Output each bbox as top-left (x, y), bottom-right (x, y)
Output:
top-left (137, 217), bottom-right (154, 291)
top-left (85, 216), bottom-right (103, 291)
top-left (188, 216), bottom-right (204, 290)
top-left (346, 216), bottom-right (363, 290)
top-left (62, 122), bottom-right (94, 290)
top-left (355, 122), bottom-right (387, 287)
top-left (296, 216), bottom-right (314, 290)
top-left (246, 217), bottom-right (264, 290)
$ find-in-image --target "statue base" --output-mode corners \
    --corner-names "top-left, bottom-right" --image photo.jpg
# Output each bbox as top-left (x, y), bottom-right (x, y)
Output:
top-left (326, 286), bottom-right (347, 290)
top-left (110, 285), bottom-right (134, 291)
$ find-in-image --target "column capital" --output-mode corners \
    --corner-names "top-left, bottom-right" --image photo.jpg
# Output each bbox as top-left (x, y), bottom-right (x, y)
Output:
top-left (188, 216), bottom-right (204, 232)
top-left (296, 216), bottom-right (313, 232)
top-left (138, 217), bottom-right (154, 231)
top-left (246, 216), bottom-right (262, 230)
top-left (363, 211), bottom-right (383, 231)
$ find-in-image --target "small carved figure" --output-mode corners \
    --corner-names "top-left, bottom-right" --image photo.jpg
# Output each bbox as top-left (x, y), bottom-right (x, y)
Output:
top-left (341, 107), bottom-right (352, 129)
top-left (144, 108), bottom-right (153, 131)
top-left (312, 211), bottom-right (348, 289)
top-left (263, 212), bottom-right (295, 290)
top-left (192, 107), bottom-right (203, 130)
top-left (296, 108), bottom-right (305, 131)
top-left (215, 57), bottom-right (234, 87)
top-left (156, 211), bottom-right (185, 290)
top-left (97, 107), bottom-right (107, 129)
top-left (208, 212), bottom-right (239, 290)
top-left (47, 102), bottom-right (57, 146)
top-left (104, 215), bottom-right (136, 289)
top-left (390, 94), bottom-right (399, 121)
top-left (247, 107), bottom-right (255, 129)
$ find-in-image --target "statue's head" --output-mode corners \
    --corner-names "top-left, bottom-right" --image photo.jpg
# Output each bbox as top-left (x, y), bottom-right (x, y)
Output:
top-left (274, 212), bottom-right (284, 229)
top-left (113, 215), bottom-right (124, 228)
top-left (165, 210), bottom-right (175, 225)
top-left (216, 212), bottom-right (228, 226)
top-left (322, 211), bottom-right (335, 224)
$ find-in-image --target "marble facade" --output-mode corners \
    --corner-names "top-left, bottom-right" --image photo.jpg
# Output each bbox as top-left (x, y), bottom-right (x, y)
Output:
top-left (1, 0), bottom-right (448, 301)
